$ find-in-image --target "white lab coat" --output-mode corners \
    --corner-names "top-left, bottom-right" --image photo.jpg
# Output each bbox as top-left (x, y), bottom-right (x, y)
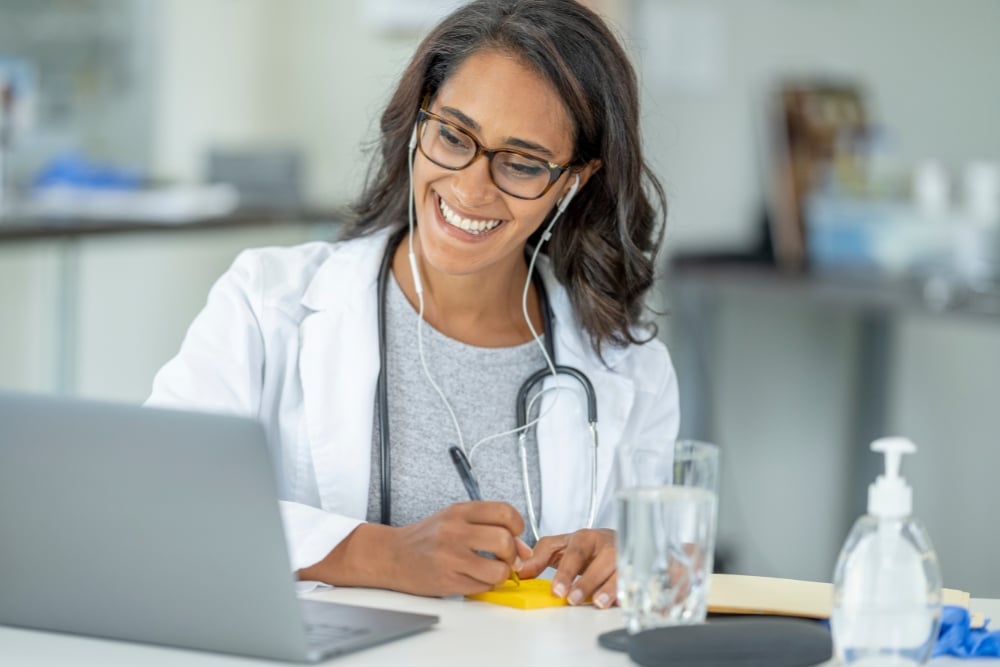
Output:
top-left (147, 228), bottom-right (679, 572)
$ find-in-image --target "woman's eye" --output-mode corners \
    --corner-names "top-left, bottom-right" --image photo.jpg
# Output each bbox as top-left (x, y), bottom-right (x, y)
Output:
top-left (439, 125), bottom-right (470, 150)
top-left (501, 158), bottom-right (545, 179)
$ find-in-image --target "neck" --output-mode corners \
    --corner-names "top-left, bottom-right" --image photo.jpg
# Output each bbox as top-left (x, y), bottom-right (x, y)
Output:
top-left (390, 232), bottom-right (544, 347)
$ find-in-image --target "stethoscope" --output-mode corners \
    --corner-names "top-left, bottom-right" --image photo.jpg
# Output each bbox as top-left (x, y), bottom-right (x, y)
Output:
top-left (374, 226), bottom-right (600, 542)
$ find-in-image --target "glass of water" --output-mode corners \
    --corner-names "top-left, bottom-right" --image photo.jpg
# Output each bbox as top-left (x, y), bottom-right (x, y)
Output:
top-left (615, 440), bottom-right (719, 633)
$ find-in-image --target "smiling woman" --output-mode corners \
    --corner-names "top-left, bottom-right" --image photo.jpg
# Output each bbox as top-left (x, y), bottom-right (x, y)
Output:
top-left (392, 48), bottom-right (598, 340)
top-left (147, 0), bottom-right (679, 615)
top-left (350, 0), bottom-right (665, 354)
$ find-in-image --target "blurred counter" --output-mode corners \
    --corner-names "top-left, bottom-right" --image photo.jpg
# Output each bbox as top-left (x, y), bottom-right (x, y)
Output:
top-left (670, 259), bottom-right (1000, 323)
top-left (0, 208), bottom-right (345, 403)
top-left (0, 207), bottom-right (346, 242)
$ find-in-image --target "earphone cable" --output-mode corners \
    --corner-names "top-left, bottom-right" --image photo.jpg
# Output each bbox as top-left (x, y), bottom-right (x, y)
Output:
top-left (408, 141), bottom-right (467, 455)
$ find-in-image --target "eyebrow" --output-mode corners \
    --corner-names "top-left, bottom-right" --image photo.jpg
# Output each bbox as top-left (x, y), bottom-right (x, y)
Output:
top-left (439, 105), bottom-right (557, 159)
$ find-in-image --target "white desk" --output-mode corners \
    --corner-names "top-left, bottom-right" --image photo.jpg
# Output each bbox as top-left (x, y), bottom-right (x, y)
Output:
top-left (2, 589), bottom-right (997, 666)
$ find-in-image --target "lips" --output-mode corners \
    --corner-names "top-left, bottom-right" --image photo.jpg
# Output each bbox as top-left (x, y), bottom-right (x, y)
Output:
top-left (436, 194), bottom-right (505, 235)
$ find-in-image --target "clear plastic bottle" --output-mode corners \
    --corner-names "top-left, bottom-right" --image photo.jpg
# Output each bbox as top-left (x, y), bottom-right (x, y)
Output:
top-left (831, 437), bottom-right (943, 666)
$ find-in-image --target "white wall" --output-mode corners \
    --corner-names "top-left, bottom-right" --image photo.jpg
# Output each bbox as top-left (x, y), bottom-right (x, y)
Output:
top-left (150, 0), bottom-right (632, 207)
top-left (151, 0), bottom-right (291, 184)
top-left (151, 1), bottom-right (427, 205)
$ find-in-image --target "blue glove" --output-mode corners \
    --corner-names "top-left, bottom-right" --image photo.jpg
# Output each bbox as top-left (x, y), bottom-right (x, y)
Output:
top-left (933, 605), bottom-right (1000, 658)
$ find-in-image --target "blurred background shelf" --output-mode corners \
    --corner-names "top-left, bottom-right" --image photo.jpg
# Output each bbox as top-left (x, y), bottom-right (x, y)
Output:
top-left (0, 207), bottom-right (343, 241)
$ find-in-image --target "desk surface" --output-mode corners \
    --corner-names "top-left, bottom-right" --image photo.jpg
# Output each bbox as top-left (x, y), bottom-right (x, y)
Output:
top-left (1, 588), bottom-right (996, 666)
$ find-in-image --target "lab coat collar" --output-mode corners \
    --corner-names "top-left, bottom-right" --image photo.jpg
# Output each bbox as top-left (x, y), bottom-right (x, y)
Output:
top-left (300, 229), bottom-right (392, 312)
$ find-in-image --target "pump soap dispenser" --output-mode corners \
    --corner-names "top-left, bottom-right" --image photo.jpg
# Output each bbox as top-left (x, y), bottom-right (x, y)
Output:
top-left (831, 437), bottom-right (943, 666)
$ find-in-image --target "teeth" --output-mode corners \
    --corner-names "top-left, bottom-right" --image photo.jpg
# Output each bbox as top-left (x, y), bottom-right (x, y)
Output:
top-left (438, 197), bottom-right (502, 235)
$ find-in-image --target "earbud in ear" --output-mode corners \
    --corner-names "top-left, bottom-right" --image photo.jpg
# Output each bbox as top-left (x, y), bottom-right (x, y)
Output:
top-left (557, 174), bottom-right (581, 214)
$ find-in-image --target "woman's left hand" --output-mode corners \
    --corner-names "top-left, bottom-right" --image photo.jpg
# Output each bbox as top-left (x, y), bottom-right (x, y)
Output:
top-left (516, 528), bottom-right (617, 609)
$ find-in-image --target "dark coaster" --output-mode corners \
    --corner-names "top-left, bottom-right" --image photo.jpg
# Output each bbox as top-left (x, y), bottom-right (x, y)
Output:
top-left (597, 617), bottom-right (833, 667)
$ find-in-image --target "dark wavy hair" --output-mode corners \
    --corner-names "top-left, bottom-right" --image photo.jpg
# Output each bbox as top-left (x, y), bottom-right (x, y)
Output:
top-left (345, 0), bottom-right (667, 356)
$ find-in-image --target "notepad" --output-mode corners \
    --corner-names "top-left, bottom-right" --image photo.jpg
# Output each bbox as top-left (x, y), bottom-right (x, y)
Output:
top-left (466, 578), bottom-right (569, 610)
top-left (708, 574), bottom-right (979, 627)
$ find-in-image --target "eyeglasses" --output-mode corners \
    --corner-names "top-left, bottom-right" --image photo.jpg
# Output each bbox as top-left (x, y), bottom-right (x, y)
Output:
top-left (416, 108), bottom-right (575, 200)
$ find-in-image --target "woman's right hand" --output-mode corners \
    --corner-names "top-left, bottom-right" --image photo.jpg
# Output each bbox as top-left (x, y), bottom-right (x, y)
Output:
top-left (300, 501), bottom-right (532, 597)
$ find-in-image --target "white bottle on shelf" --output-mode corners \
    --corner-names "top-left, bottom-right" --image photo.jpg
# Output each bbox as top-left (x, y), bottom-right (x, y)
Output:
top-left (831, 437), bottom-right (943, 666)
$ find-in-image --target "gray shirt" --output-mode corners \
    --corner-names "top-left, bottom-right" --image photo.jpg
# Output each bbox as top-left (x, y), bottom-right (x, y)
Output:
top-left (366, 272), bottom-right (544, 544)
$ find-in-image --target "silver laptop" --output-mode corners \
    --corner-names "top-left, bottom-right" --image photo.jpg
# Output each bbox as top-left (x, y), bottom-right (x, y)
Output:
top-left (0, 391), bottom-right (437, 663)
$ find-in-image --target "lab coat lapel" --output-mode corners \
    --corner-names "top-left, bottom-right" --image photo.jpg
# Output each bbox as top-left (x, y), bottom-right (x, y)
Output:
top-left (298, 232), bottom-right (388, 517)
top-left (536, 263), bottom-right (634, 536)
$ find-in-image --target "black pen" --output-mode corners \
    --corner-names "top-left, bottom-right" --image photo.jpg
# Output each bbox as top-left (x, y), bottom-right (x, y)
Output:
top-left (448, 445), bottom-right (520, 585)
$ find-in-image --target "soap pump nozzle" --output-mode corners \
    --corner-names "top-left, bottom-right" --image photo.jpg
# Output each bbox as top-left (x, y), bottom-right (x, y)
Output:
top-left (868, 436), bottom-right (916, 519)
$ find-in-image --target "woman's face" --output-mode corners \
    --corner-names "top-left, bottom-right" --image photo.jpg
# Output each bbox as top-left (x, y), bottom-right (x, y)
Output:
top-left (411, 49), bottom-right (580, 279)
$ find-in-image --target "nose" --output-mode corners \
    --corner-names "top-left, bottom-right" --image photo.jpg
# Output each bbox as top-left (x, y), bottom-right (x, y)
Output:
top-left (450, 152), bottom-right (499, 207)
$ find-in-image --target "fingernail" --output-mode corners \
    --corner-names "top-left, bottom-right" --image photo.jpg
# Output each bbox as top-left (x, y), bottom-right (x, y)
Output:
top-left (552, 582), bottom-right (567, 598)
top-left (595, 593), bottom-right (610, 609)
top-left (568, 589), bottom-right (584, 606)
top-left (513, 557), bottom-right (524, 572)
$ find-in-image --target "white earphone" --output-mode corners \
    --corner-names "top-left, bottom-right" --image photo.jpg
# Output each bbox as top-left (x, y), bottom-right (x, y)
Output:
top-left (407, 121), bottom-right (422, 295)
top-left (557, 173), bottom-right (580, 214)
top-left (541, 173), bottom-right (580, 243)
top-left (408, 122), bottom-right (419, 152)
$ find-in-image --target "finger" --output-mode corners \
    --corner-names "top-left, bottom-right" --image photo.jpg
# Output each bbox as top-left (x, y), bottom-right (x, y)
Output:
top-left (461, 501), bottom-right (525, 537)
top-left (443, 571), bottom-right (506, 597)
top-left (459, 523), bottom-right (520, 566)
top-left (517, 534), bottom-right (567, 579)
top-left (514, 537), bottom-right (533, 561)
top-left (549, 530), bottom-right (610, 603)
top-left (458, 549), bottom-right (516, 588)
top-left (590, 572), bottom-right (618, 610)
top-left (564, 539), bottom-right (616, 606)
top-left (550, 539), bottom-right (590, 602)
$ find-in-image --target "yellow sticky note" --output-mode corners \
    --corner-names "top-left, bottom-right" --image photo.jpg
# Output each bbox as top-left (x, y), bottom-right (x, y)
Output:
top-left (466, 578), bottom-right (570, 610)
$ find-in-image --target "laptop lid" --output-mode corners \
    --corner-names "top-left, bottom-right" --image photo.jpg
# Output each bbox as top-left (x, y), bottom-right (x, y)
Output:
top-left (0, 392), bottom-right (436, 662)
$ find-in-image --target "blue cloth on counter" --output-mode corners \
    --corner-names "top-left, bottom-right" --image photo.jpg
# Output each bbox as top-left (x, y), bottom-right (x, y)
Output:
top-left (33, 153), bottom-right (142, 190)
top-left (933, 605), bottom-right (1000, 658)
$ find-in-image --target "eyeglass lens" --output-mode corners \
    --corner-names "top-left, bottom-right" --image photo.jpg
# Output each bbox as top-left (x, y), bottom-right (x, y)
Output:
top-left (419, 117), bottom-right (556, 199)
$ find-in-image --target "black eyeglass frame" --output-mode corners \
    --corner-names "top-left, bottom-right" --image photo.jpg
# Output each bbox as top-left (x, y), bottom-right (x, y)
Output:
top-left (415, 108), bottom-right (577, 200)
